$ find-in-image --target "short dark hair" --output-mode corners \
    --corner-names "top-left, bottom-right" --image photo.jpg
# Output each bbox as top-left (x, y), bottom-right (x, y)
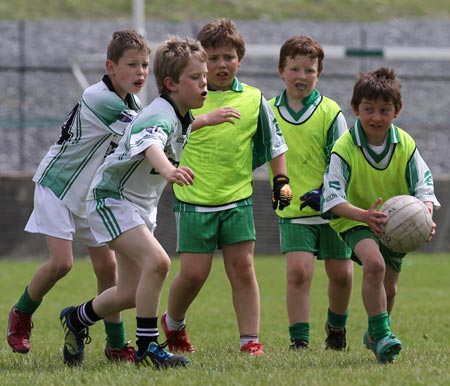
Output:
top-left (351, 67), bottom-right (402, 112)
top-left (107, 29), bottom-right (151, 63)
top-left (278, 35), bottom-right (324, 74)
top-left (197, 18), bottom-right (246, 61)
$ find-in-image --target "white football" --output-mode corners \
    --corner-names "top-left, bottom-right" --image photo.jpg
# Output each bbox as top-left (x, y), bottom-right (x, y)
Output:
top-left (378, 195), bottom-right (433, 253)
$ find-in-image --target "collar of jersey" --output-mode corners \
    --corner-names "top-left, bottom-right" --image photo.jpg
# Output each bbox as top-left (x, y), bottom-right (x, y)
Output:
top-left (274, 88), bottom-right (321, 121)
top-left (160, 93), bottom-right (194, 135)
top-left (102, 74), bottom-right (139, 110)
top-left (351, 119), bottom-right (400, 148)
top-left (207, 77), bottom-right (243, 92)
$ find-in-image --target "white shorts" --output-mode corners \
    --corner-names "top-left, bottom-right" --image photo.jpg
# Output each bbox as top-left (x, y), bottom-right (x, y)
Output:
top-left (86, 198), bottom-right (157, 245)
top-left (25, 184), bottom-right (101, 247)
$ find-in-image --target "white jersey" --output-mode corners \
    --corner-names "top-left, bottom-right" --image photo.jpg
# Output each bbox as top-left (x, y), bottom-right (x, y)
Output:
top-left (33, 75), bottom-right (141, 217)
top-left (87, 95), bottom-right (192, 219)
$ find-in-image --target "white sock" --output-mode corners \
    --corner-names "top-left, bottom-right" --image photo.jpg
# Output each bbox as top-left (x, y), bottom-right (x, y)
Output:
top-left (240, 335), bottom-right (259, 348)
top-left (165, 312), bottom-right (186, 331)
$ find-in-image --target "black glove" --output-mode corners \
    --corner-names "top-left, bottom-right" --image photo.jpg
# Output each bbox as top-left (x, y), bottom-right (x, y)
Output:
top-left (272, 175), bottom-right (293, 210)
top-left (299, 187), bottom-right (322, 211)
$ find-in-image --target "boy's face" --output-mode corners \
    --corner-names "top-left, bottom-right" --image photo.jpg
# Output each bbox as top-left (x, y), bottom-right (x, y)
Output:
top-left (204, 44), bottom-right (240, 91)
top-left (168, 57), bottom-right (208, 116)
top-left (352, 97), bottom-right (402, 145)
top-left (278, 55), bottom-right (321, 103)
top-left (106, 48), bottom-right (150, 99)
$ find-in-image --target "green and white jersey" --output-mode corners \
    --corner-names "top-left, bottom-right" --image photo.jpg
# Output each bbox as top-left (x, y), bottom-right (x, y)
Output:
top-left (33, 75), bottom-right (141, 217)
top-left (87, 95), bottom-right (192, 217)
top-left (269, 89), bottom-right (347, 224)
top-left (322, 119), bottom-right (441, 235)
top-left (173, 78), bottom-right (287, 211)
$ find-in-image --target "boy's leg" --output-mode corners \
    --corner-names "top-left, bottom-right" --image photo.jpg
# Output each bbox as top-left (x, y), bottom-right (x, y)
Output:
top-left (353, 238), bottom-right (387, 316)
top-left (108, 225), bottom-right (189, 368)
top-left (59, 235), bottom-right (141, 366)
top-left (352, 237), bottom-right (402, 362)
top-left (88, 245), bottom-right (134, 362)
top-left (8, 236), bottom-right (73, 353)
top-left (163, 251), bottom-right (213, 352)
top-left (324, 258), bottom-right (353, 350)
top-left (383, 265), bottom-right (400, 315)
top-left (162, 210), bottom-right (216, 352)
top-left (285, 251), bottom-right (314, 349)
top-left (223, 241), bottom-right (264, 355)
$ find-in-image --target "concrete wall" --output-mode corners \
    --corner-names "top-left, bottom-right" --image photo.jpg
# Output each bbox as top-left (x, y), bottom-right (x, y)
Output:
top-left (1, 174), bottom-right (448, 258)
top-left (1, 19), bottom-right (450, 175)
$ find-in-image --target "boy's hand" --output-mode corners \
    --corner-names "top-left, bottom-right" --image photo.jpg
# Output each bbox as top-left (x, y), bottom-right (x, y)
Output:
top-left (366, 198), bottom-right (387, 236)
top-left (300, 187), bottom-right (322, 211)
top-left (169, 166), bottom-right (195, 186)
top-left (272, 175), bottom-right (293, 210)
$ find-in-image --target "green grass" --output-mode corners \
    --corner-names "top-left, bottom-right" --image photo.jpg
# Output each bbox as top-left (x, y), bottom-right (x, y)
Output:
top-left (1, 0), bottom-right (450, 21)
top-left (0, 253), bottom-right (449, 385)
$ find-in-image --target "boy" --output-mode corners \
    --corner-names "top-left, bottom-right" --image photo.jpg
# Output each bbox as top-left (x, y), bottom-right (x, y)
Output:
top-left (162, 18), bottom-right (291, 356)
top-left (322, 67), bottom-right (439, 363)
top-left (7, 30), bottom-right (150, 362)
top-left (58, 36), bottom-right (208, 368)
top-left (269, 35), bottom-right (353, 351)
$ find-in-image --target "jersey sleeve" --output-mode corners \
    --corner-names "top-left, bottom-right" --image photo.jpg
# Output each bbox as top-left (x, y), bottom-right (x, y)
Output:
top-left (252, 96), bottom-right (288, 170)
top-left (325, 111), bottom-right (348, 163)
top-left (321, 152), bottom-right (350, 219)
top-left (407, 148), bottom-right (441, 210)
top-left (126, 116), bottom-right (174, 158)
top-left (83, 87), bottom-right (139, 136)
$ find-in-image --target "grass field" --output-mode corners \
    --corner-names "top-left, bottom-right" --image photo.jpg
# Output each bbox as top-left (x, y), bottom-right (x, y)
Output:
top-left (1, 0), bottom-right (450, 21)
top-left (0, 253), bottom-right (449, 385)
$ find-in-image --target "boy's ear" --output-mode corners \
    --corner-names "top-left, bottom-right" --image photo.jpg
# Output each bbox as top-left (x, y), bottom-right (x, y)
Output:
top-left (351, 103), bottom-right (359, 116)
top-left (105, 59), bottom-right (115, 75)
top-left (394, 102), bottom-right (403, 117)
top-left (278, 65), bottom-right (284, 80)
top-left (163, 77), bottom-right (177, 92)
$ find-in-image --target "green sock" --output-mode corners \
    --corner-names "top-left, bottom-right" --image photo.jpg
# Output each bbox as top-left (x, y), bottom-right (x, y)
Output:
top-left (368, 311), bottom-right (390, 341)
top-left (327, 308), bottom-right (349, 329)
top-left (104, 320), bottom-right (126, 349)
top-left (15, 287), bottom-right (42, 316)
top-left (289, 322), bottom-right (309, 343)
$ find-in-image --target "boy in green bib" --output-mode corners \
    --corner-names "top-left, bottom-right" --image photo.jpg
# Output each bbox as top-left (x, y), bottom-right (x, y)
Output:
top-left (322, 67), bottom-right (440, 363)
top-left (162, 18), bottom-right (291, 355)
top-left (269, 35), bottom-right (353, 351)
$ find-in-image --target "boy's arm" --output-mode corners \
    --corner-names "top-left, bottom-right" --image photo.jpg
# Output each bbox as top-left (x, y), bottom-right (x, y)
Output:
top-left (321, 153), bottom-right (349, 219)
top-left (144, 145), bottom-right (194, 186)
top-left (407, 149), bottom-right (441, 211)
top-left (331, 198), bottom-right (386, 236)
top-left (268, 153), bottom-right (287, 177)
top-left (252, 97), bottom-right (288, 170)
top-left (192, 107), bottom-right (240, 131)
top-left (322, 153), bottom-right (386, 234)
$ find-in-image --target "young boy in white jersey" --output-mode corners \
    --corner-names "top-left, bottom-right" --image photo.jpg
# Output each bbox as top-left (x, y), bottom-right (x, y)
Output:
top-left (322, 67), bottom-right (439, 363)
top-left (7, 30), bottom-right (150, 362)
top-left (161, 18), bottom-right (292, 356)
top-left (58, 36), bottom-right (208, 368)
top-left (269, 35), bottom-right (353, 351)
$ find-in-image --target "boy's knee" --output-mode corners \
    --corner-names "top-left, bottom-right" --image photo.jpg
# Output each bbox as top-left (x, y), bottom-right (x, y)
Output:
top-left (152, 253), bottom-right (171, 277)
top-left (48, 259), bottom-right (73, 279)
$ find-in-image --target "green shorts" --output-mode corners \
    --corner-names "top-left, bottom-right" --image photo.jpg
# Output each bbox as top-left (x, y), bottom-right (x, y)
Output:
top-left (279, 222), bottom-right (351, 259)
top-left (176, 206), bottom-right (256, 253)
top-left (342, 226), bottom-right (406, 272)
